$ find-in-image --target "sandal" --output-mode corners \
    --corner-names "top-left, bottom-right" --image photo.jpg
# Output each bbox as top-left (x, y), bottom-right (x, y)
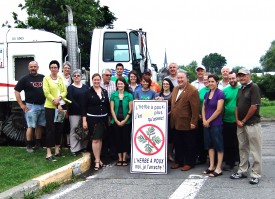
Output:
top-left (94, 161), bottom-right (101, 171)
top-left (209, 171), bottom-right (223, 177)
top-left (116, 161), bottom-right (123, 166)
top-left (122, 161), bottom-right (128, 166)
top-left (99, 161), bottom-right (106, 167)
top-left (55, 153), bottom-right (65, 157)
top-left (46, 156), bottom-right (57, 162)
top-left (203, 168), bottom-right (215, 174)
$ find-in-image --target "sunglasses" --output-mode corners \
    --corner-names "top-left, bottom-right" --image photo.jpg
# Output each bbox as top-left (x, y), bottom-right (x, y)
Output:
top-left (73, 74), bottom-right (81, 77)
top-left (104, 74), bottom-right (112, 77)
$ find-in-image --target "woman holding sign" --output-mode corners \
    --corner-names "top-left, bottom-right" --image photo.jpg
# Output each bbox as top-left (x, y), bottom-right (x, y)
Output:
top-left (110, 77), bottom-right (133, 166)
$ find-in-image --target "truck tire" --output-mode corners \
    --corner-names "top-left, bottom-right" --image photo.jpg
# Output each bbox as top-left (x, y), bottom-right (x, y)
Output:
top-left (2, 113), bottom-right (26, 142)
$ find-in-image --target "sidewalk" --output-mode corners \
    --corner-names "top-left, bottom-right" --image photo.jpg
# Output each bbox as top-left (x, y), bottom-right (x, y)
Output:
top-left (0, 152), bottom-right (91, 199)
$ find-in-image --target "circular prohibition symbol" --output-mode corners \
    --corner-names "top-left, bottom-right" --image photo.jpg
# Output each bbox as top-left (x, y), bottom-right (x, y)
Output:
top-left (134, 123), bottom-right (165, 156)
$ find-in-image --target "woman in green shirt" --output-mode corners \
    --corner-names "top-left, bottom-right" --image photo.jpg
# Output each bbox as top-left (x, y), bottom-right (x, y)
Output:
top-left (110, 77), bottom-right (133, 166)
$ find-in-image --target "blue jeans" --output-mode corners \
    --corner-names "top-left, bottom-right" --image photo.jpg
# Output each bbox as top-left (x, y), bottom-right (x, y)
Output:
top-left (25, 103), bottom-right (46, 128)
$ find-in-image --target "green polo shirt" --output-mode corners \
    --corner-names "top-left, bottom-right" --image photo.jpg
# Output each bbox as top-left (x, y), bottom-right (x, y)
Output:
top-left (199, 87), bottom-right (210, 113)
top-left (223, 84), bottom-right (241, 123)
top-left (110, 90), bottom-right (133, 124)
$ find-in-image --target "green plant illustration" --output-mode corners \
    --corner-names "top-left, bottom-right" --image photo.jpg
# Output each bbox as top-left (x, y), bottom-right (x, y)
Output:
top-left (137, 126), bottom-right (162, 153)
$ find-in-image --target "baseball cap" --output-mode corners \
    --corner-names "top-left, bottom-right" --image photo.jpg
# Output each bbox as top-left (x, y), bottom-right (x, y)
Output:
top-left (238, 68), bottom-right (250, 75)
top-left (144, 68), bottom-right (152, 74)
top-left (196, 66), bottom-right (206, 71)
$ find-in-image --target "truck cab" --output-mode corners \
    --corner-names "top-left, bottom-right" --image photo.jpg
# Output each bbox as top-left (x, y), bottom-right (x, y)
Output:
top-left (89, 28), bottom-right (157, 81)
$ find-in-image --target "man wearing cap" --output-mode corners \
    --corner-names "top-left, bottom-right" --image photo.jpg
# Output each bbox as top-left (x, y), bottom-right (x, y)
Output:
top-left (230, 68), bottom-right (262, 185)
top-left (218, 66), bottom-right (231, 90)
top-left (165, 62), bottom-right (178, 86)
top-left (144, 68), bottom-right (161, 93)
top-left (191, 66), bottom-right (206, 91)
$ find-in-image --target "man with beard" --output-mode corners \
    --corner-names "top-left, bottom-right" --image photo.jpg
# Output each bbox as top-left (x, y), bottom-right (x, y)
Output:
top-left (222, 71), bottom-right (241, 170)
top-left (14, 61), bottom-right (46, 152)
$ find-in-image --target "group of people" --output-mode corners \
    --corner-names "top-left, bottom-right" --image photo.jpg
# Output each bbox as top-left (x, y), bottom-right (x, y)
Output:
top-left (15, 60), bottom-right (262, 185)
top-left (163, 64), bottom-right (262, 185)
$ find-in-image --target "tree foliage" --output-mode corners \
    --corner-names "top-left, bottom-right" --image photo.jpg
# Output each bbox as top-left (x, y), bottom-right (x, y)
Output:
top-left (260, 40), bottom-right (275, 72)
top-left (252, 74), bottom-right (275, 100)
top-left (232, 66), bottom-right (244, 73)
top-left (179, 60), bottom-right (197, 82)
top-left (11, 0), bottom-right (116, 68)
top-left (201, 53), bottom-right (227, 74)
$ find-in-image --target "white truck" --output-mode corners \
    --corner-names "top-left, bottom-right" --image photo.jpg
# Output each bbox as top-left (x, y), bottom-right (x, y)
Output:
top-left (0, 11), bottom-right (157, 142)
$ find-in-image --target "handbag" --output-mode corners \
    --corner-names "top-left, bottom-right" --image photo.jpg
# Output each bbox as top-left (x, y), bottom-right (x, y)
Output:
top-left (75, 118), bottom-right (89, 141)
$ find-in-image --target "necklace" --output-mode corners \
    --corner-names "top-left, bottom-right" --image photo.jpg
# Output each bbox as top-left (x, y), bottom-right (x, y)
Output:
top-left (50, 75), bottom-right (57, 80)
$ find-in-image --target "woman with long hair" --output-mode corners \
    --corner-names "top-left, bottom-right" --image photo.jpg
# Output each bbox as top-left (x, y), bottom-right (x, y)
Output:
top-left (202, 74), bottom-right (224, 177)
top-left (155, 78), bottom-right (174, 162)
top-left (110, 77), bottom-right (133, 166)
top-left (82, 73), bottom-right (110, 170)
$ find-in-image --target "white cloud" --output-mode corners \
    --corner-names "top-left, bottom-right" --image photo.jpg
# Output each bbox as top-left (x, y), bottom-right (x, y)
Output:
top-left (1, 0), bottom-right (274, 70)
top-left (100, 0), bottom-right (275, 69)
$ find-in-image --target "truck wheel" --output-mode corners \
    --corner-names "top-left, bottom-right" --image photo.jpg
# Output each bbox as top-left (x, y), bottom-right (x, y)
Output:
top-left (2, 113), bottom-right (26, 142)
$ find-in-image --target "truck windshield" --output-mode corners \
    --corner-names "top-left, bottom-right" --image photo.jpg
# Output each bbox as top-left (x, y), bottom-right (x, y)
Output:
top-left (103, 32), bottom-right (130, 62)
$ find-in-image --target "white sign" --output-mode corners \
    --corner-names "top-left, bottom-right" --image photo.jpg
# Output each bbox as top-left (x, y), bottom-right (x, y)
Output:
top-left (130, 100), bottom-right (168, 174)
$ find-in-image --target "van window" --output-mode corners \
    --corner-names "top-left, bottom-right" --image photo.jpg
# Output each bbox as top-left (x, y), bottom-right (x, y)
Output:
top-left (14, 57), bottom-right (34, 81)
top-left (103, 32), bottom-right (130, 62)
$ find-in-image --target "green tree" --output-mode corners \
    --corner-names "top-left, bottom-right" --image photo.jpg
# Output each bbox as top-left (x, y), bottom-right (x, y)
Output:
top-left (251, 66), bottom-right (263, 73)
top-left (10, 0), bottom-right (116, 68)
top-left (260, 40), bottom-right (275, 72)
top-left (232, 66), bottom-right (243, 73)
top-left (179, 60), bottom-right (197, 82)
top-left (201, 53), bottom-right (227, 74)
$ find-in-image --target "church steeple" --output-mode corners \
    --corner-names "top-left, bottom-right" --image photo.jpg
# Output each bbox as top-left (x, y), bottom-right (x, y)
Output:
top-left (164, 48), bottom-right (168, 68)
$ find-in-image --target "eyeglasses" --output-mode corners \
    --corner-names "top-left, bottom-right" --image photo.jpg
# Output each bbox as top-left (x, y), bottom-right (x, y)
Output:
top-left (104, 74), bottom-right (112, 77)
top-left (73, 74), bottom-right (81, 77)
top-left (238, 74), bottom-right (246, 77)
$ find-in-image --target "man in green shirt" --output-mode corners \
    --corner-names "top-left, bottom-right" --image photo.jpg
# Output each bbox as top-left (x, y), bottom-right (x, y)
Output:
top-left (222, 71), bottom-right (240, 170)
top-left (111, 63), bottom-right (128, 82)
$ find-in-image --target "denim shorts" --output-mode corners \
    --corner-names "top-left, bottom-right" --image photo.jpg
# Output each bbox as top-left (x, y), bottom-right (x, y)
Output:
top-left (25, 103), bottom-right (46, 128)
top-left (204, 125), bottom-right (224, 152)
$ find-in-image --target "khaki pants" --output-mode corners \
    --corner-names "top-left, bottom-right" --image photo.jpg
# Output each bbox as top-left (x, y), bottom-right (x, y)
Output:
top-left (237, 123), bottom-right (262, 178)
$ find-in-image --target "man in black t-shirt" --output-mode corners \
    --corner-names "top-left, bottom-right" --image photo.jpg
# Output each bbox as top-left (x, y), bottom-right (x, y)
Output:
top-left (14, 61), bottom-right (46, 152)
top-left (230, 68), bottom-right (262, 185)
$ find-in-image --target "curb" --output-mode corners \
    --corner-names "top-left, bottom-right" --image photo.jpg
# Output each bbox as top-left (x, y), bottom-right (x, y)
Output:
top-left (0, 152), bottom-right (91, 199)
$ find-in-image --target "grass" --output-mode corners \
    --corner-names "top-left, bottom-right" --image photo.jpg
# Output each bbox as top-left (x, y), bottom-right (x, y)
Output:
top-left (0, 147), bottom-right (80, 193)
top-left (260, 106), bottom-right (275, 118)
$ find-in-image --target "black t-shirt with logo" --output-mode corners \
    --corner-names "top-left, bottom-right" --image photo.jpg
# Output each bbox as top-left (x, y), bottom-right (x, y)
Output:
top-left (14, 74), bottom-right (45, 105)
